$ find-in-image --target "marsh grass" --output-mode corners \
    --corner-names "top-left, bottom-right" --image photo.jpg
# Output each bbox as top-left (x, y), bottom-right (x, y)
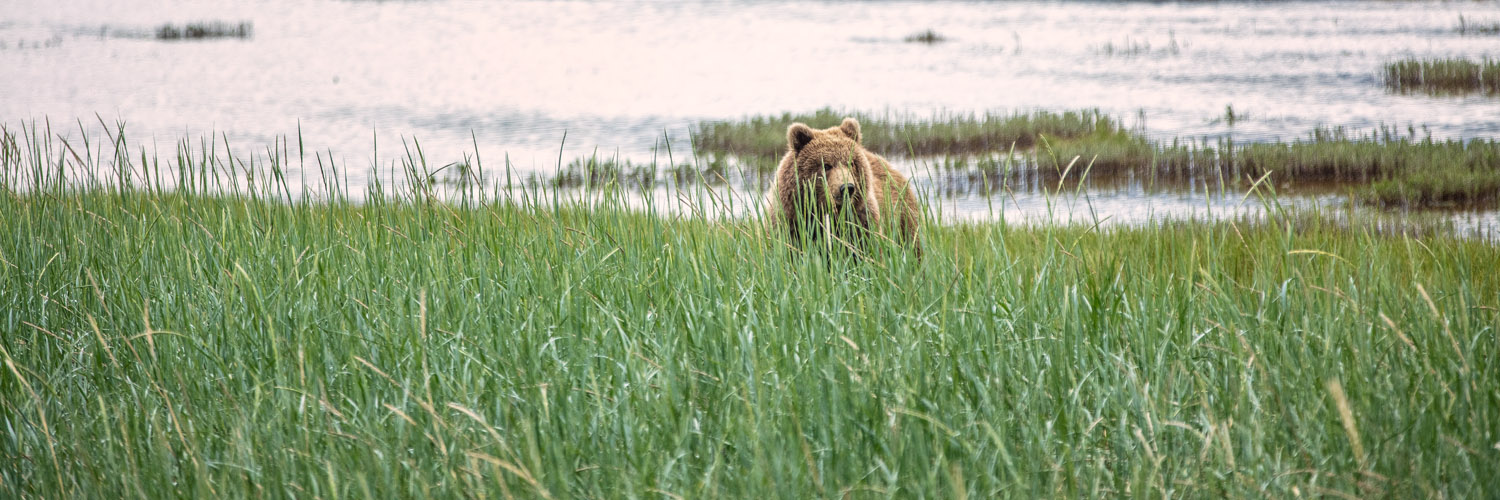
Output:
top-left (903, 29), bottom-right (947, 44)
top-left (1384, 57), bottom-right (1500, 95)
top-left (2, 121), bottom-right (1498, 498)
top-left (1368, 168), bottom-right (1500, 209)
top-left (1457, 15), bottom-right (1500, 36)
top-left (692, 108), bottom-right (1123, 159)
top-left (696, 111), bottom-right (1500, 209)
top-left (548, 156), bottom-right (659, 188)
top-left (1034, 127), bottom-right (1500, 208)
top-left (543, 155), bottom-right (746, 191)
top-left (1095, 34), bottom-right (1180, 58)
top-left (153, 21), bottom-right (253, 40)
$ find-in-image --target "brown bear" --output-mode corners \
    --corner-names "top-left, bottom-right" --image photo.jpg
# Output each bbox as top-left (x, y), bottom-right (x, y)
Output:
top-left (764, 117), bottom-right (922, 257)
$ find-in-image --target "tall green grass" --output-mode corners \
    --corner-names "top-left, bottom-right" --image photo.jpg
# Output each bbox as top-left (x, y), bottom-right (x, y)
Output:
top-left (2, 123), bottom-right (1498, 498)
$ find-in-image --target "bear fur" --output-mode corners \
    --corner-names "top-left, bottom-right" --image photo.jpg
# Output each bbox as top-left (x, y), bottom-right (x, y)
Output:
top-left (764, 117), bottom-right (922, 256)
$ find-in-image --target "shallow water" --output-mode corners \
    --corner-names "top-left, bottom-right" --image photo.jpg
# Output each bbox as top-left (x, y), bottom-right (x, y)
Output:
top-left (449, 161), bottom-right (1496, 241)
top-left (3, 0), bottom-right (1499, 232)
top-left (6, 0), bottom-right (1500, 164)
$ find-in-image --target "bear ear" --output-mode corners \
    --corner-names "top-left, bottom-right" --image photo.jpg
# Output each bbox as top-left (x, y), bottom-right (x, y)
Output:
top-left (787, 123), bottom-right (815, 152)
top-left (839, 118), bottom-right (862, 143)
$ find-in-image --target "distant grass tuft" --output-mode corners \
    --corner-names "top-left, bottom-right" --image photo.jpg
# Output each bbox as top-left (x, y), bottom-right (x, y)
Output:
top-left (1096, 34), bottom-right (1180, 57)
top-left (154, 21), bottom-right (253, 40)
top-left (1457, 15), bottom-right (1500, 36)
top-left (903, 29), bottom-right (947, 44)
top-left (1384, 57), bottom-right (1500, 95)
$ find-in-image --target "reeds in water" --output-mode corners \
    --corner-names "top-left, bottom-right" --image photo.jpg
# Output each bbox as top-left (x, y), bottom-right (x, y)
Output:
top-left (1385, 57), bottom-right (1500, 95)
top-left (154, 21), bottom-right (253, 40)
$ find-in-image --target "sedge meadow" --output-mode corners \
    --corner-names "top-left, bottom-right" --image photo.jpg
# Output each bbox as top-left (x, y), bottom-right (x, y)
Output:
top-left (4, 0), bottom-right (1500, 498)
top-left (2, 121), bottom-right (1498, 498)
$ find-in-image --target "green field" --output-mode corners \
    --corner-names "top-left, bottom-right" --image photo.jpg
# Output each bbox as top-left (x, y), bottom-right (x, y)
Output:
top-left (2, 125), bottom-right (1498, 499)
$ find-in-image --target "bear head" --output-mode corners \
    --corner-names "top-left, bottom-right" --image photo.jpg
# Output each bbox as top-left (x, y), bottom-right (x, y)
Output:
top-left (784, 117), bottom-right (878, 220)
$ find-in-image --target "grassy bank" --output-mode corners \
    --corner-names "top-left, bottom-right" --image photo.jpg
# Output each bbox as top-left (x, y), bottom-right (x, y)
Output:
top-left (1385, 57), bottom-right (1500, 95)
top-left (1040, 127), bottom-right (1500, 208)
top-left (692, 108), bottom-right (1123, 159)
top-left (695, 111), bottom-right (1500, 209)
top-left (2, 127), bottom-right (1498, 498)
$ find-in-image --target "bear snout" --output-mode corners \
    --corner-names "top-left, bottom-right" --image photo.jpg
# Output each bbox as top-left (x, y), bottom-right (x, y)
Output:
top-left (835, 183), bottom-right (859, 201)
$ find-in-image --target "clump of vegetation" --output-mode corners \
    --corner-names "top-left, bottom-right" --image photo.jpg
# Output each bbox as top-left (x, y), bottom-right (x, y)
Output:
top-left (1384, 57), bottom-right (1500, 95)
top-left (1097, 34), bottom-right (1180, 58)
top-left (550, 156), bottom-right (657, 188)
top-left (693, 108), bottom-right (1125, 159)
top-left (694, 110), bottom-right (1500, 209)
top-left (154, 21), bottom-right (252, 40)
top-left (546, 155), bottom-right (739, 189)
top-left (0, 36), bottom-right (64, 50)
top-left (903, 29), bottom-right (946, 44)
top-left (2, 123), bottom-right (1498, 498)
top-left (1033, 126), bottom-right (1500, 208)
top-left (1457, 14), bottom-right (1500, 36)
top-left (1367, 168), bottom-right (1500, 209)
top-left (1220, 104), bottom-right (1243, 126)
